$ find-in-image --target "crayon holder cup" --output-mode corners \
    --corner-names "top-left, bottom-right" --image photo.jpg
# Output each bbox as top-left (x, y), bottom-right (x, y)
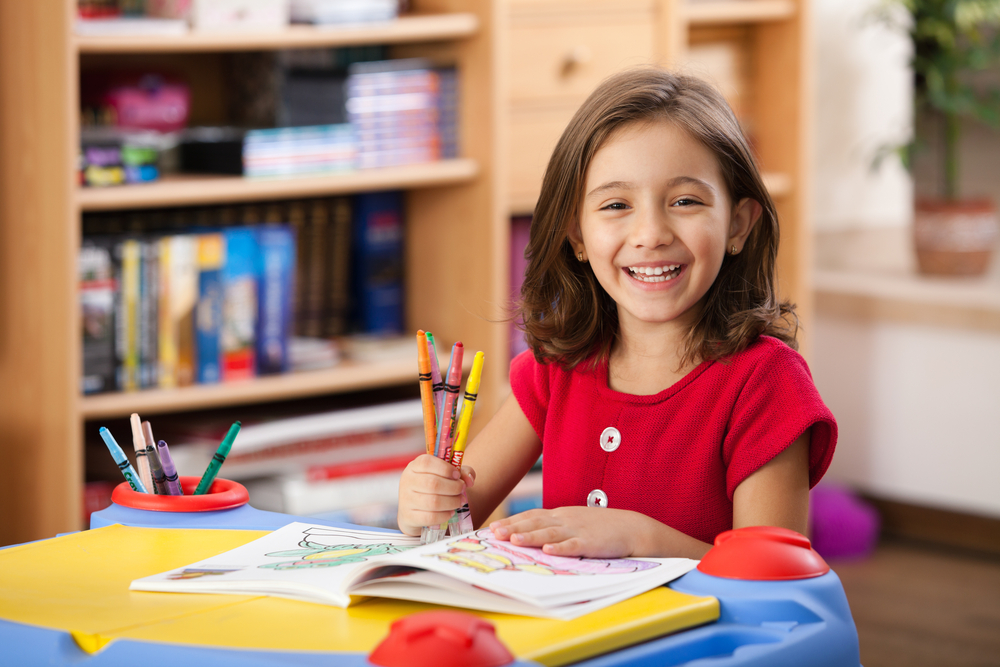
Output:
top-left (111, 476), bottom-right (249, 512)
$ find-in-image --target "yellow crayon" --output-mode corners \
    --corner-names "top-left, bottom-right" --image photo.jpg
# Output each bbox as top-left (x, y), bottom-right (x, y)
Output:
top-left (450, 351), bottom-right (484, 467)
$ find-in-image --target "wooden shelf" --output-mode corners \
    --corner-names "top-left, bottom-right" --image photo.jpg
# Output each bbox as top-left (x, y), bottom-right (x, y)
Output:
top-left (685, 0), bottom-right (796, 25)
top-left (81, 357), bottom-right (417, 419)
top-left (74, 13), bottom-right (479, 53)
top-left (77, 158), bottom-right (478, 211)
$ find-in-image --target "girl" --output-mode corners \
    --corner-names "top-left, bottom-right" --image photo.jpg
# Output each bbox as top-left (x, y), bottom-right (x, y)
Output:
top-left (398, 67), bottom-right (836, 560)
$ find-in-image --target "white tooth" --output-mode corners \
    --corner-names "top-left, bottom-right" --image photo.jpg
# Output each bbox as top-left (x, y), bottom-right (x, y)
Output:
top-left (654, 266), bottom-right (663, 275)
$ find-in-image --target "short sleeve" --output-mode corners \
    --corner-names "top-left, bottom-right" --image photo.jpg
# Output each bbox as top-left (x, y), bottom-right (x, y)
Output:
top-left (722, 342), bottom-right (837, 499)
top-left (509, 350), bottom-right (551, 442)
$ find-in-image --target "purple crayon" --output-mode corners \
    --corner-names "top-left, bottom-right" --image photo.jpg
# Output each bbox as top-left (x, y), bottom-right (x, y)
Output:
top-left (426, 331), bottom-right (445, 416)
top-left (156, 439), bottom-right (184, 495)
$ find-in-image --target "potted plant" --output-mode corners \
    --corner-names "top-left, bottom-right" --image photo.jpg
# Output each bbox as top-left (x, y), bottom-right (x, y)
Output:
top-left (880, 0), bottom-right (1000, 275)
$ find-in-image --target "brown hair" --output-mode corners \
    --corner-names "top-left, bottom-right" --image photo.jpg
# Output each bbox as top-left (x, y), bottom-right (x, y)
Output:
top-left (517, 67), bottom-right (797, 369)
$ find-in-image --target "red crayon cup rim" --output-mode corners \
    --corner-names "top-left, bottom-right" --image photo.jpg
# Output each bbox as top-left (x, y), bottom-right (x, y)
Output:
top-left (111, 476), bottom-right (249, 512)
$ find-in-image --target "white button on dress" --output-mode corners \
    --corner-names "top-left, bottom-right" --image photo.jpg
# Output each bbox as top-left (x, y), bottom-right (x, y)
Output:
top-left (600, 426), bottom-right (621, 452)
top-left (587, 489), bottom-right (608, 508)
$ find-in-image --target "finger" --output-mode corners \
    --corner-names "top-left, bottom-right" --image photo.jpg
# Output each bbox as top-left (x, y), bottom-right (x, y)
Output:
top-left (460, 465), bottom-right (476, 487)
top-left (489, 509), bottom-right (549, 540)
top-left (541, 537), bottom-right (585, 557)
top-left (508, 524), bottom-right (567, 548)
top-left (409, 454), bottom-right (462, 479)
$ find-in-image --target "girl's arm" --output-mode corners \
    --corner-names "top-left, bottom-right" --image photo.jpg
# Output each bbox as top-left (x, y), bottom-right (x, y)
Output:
top-left (397, 393), bottom-right (542, 536)
top-left (490, 432), bottom-right (811, 559)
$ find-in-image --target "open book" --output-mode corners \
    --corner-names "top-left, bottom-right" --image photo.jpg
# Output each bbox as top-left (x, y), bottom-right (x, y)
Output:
top-left (131, 522), bottom-right (698, 620)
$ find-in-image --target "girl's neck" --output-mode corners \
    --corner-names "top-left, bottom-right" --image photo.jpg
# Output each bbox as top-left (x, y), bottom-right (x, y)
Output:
top-left (607, 320), bottom-right (701, 395)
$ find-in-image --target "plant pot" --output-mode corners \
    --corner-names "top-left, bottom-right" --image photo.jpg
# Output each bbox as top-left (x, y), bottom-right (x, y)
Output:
top-left (913, 199), bottom-right (999, 276)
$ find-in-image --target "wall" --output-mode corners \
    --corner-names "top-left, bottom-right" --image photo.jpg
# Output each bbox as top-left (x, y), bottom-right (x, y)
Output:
top-left (811, 0), bottom-right (1000, 518)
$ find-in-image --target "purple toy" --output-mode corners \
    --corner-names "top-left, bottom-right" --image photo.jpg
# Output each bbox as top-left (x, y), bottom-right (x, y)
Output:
top-left (810, 484), bottom-right (881, 560)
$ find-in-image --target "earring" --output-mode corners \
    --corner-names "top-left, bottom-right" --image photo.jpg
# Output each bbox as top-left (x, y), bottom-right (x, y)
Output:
top-left (577, 251), bottom-right (585, 262)
top-left (730, 245), bottom-right (738, 255)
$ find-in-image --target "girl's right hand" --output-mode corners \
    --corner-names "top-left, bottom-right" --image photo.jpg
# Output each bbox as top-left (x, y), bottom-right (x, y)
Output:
top-left (397, 454), bottom-right (475, 536)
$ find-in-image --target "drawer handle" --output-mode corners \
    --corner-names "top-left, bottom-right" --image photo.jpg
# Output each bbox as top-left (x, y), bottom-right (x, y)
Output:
top-left (561, 45), bottom-right (592, 76)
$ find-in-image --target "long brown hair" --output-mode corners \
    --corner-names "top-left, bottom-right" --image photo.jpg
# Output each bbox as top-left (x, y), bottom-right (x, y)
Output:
top-left (517, 67), bottom-right (797, 369)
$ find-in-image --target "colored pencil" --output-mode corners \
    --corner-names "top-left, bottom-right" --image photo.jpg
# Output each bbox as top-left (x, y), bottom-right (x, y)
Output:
top-left (426, 331), bottom-right (445, 416)
top-left (448, 351), bottom-right (484, 535)
top-left (129, 413), bottom-right (154, 493)
top-left (416, 330), bottom-right (437, 456)
top-left (435, 341), bottom-right (463, 461)
top-left (194, 421), bottom-right (241, 495)
top-left (99, 427), bottom-right (147, 493)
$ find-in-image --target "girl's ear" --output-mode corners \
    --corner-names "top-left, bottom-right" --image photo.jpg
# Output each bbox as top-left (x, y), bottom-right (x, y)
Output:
top-left (566, 217), bottom-right (585, 256)
top-left (728, 198), bottom-right (762, 253)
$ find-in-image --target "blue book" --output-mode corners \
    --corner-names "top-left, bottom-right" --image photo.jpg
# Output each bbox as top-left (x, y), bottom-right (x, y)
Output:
top-left (221, 228), bottom-right (259, 381)
top-left (195, 233), bottom-right (225, 384)
top-left (351, 190), bottom-right (404, 334)
top-left (255, 224), bottom-right (296, 375)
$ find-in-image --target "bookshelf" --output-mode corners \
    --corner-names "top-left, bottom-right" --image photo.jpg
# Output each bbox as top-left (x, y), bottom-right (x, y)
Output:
top-left (0, 0), bottom-right (505, 546)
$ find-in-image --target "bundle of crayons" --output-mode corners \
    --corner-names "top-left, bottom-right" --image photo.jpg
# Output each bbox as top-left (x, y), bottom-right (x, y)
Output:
top-left (417, 330), bottom-right (485, 544)
top-left (99, 415), bottom-right (241, 496)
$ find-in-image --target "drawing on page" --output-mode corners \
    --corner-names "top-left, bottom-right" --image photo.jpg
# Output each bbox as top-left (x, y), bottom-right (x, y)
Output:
top-left (424, 529), bottom-right (660, 576)
top-left (259, 525), bottom-right (417, 571)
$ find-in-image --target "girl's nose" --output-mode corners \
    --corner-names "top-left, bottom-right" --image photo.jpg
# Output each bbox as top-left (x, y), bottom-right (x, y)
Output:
top-left (628, 206), bottom-right (673, 248)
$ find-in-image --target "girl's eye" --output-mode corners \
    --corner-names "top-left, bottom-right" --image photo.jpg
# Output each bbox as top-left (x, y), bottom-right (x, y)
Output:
top-left (601, 202), bottom-right (630, 211)
top-left (672, 198), bottom-right (701, 207)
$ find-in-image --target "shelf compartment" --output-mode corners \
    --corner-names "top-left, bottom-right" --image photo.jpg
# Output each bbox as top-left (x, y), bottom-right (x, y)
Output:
top-left (685, 1), bottom-right (795, 25)
top-left (74, 13), bottom-right (479, 53)
top-left (81, 357), bottom-right (417, 419)
top-left (77, 158), bottom-right (478, 211)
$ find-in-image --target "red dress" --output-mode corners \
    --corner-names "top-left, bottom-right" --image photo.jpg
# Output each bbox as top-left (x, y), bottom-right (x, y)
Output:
top-left (509, 336), bottom-right (837, 545)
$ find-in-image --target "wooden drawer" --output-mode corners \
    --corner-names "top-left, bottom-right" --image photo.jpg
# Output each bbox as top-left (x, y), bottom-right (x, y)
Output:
top-left (506, 1), bottom-right (656, 106)
top-left (507, 105), bottom-right (579, 214)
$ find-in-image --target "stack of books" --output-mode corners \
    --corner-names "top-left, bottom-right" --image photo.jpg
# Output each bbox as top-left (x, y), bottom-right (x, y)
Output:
top-left (243, 124), bottom-right (356, 178)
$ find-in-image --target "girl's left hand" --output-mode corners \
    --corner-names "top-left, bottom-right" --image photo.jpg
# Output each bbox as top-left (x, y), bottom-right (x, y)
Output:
top-left (488, 507), bottom-right (644, 559)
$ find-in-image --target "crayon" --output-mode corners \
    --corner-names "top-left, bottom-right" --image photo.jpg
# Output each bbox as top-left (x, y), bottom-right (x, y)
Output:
top-left (129, 413), bottom-right (154, 493)
top-left (99, 427), bottom-right (148, 494)
top-left (448, 351), bottom-right (483, 536)
top-left (156, 439), bottom-right (184, 496)
top-left (141, 421), bottom-right (167, 495)
top-left (435, 341), bottom-right (464, 461)
top-left (425, 331), bottom-right (445, 417)
top-left (194, 421), bottom-right (241, 495)
top-left (416, 331), bottom-right (437, 456)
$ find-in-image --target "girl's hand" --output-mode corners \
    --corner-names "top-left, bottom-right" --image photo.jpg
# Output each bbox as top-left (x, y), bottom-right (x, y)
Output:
top-left (397, 454), bottom-right (475, 537)
top-left (489, 506), bottom-right (713, 559)
top-left (489, 507), bottom-right (643, 558)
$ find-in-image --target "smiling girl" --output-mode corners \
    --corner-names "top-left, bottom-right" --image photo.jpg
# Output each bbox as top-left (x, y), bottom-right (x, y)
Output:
top-left (397, 68), bottom-right (837, 560)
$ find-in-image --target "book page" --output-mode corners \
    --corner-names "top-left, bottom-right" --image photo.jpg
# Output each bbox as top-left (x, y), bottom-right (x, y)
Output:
top-left (130, 522), bottom-right (420, 607)
top-left (358, 528), bottom-right (698, 611)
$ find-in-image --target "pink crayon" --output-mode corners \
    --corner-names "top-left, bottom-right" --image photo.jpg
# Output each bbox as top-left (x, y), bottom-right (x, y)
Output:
top-left (434, 341), bottom-right (464, 461)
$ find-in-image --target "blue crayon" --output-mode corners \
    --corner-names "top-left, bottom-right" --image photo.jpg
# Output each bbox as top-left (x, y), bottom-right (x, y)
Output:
top-left (156, 440), bottom-right (184, 496)
top-left (99, 427), bottom-right (148, 493)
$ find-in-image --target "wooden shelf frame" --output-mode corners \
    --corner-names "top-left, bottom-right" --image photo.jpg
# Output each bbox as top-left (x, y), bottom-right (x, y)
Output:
top-left (74, 13), bottom-right (479, 53)
top-left (684, 0), bottom-right (796, 26)
top-left (78, 159), bottom-right (479, 211)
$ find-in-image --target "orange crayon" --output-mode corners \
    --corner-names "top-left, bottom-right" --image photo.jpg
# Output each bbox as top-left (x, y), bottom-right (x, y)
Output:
top-left (416, 330), bottom-right (437, 455)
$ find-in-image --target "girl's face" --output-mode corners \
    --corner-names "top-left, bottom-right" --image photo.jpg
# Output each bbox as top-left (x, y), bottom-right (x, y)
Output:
top-left (569, 120), bottom-right (759, 338)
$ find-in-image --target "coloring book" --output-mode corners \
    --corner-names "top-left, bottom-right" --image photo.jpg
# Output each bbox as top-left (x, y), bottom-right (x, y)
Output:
top-left (130, 522), bottom-right (698, 619)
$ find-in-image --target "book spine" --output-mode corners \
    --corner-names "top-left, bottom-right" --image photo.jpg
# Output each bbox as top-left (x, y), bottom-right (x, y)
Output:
top-left (287, 199), bottom-right (309, 337)
top-left (171, 235), bottom-right (199, 387)
top-left (119, 238), bottom-right (142, 392)
top-left (351, 191), bottom-right (404, 335)
top-left (157, 235), bottom-right (176, 388)
top-left (196, 233), bottom-right (225, 384)
top-left (221, 227), bottom-right (259, 381)
top-left (80, 237), bottom-right (117, 394)
top-left (139, 237), bottom-right (160, 388)
top-left (255, 224), bottom-right (296, 375)
top-left (324, 196), bottom-right (352, 337)
top-left (302, 199), bottom-right (329, 338)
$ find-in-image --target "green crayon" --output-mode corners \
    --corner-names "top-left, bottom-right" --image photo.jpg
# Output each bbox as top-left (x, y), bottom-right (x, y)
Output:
top-left (194, 421), bottom-right (241, 495)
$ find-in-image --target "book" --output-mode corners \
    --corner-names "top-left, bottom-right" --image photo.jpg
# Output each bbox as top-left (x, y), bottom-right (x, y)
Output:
top-left (169, 235), bottom-right (199, 387)
top-left (351, 190), bottom-right (403, 334)
top-left (115, 238), bottom-right (141, 391)
top-left (79, 237), bottom-right (117, 394)
top-left (130, 522), bottom-right (698, 620)
top-left (139, 237), bottom-right (160, 388)
top-left (195, 233), bottom-right (225, 384)
top-left (221, 227), bottom-right (259, 381)
top-left (324, 196), bottom-right (352, 337)
top-left (255, 224), bottom-right (296, 375)
top-left (163, 398), bottom-right (424, 480)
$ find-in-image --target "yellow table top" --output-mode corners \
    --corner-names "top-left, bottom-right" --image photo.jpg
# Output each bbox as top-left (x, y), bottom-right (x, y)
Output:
top-left (0, 524), bottom-right (719, 667)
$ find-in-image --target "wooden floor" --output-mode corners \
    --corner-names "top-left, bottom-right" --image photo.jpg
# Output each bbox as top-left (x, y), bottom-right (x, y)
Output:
top-left (833, 538), bottom-right (1000, 667)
